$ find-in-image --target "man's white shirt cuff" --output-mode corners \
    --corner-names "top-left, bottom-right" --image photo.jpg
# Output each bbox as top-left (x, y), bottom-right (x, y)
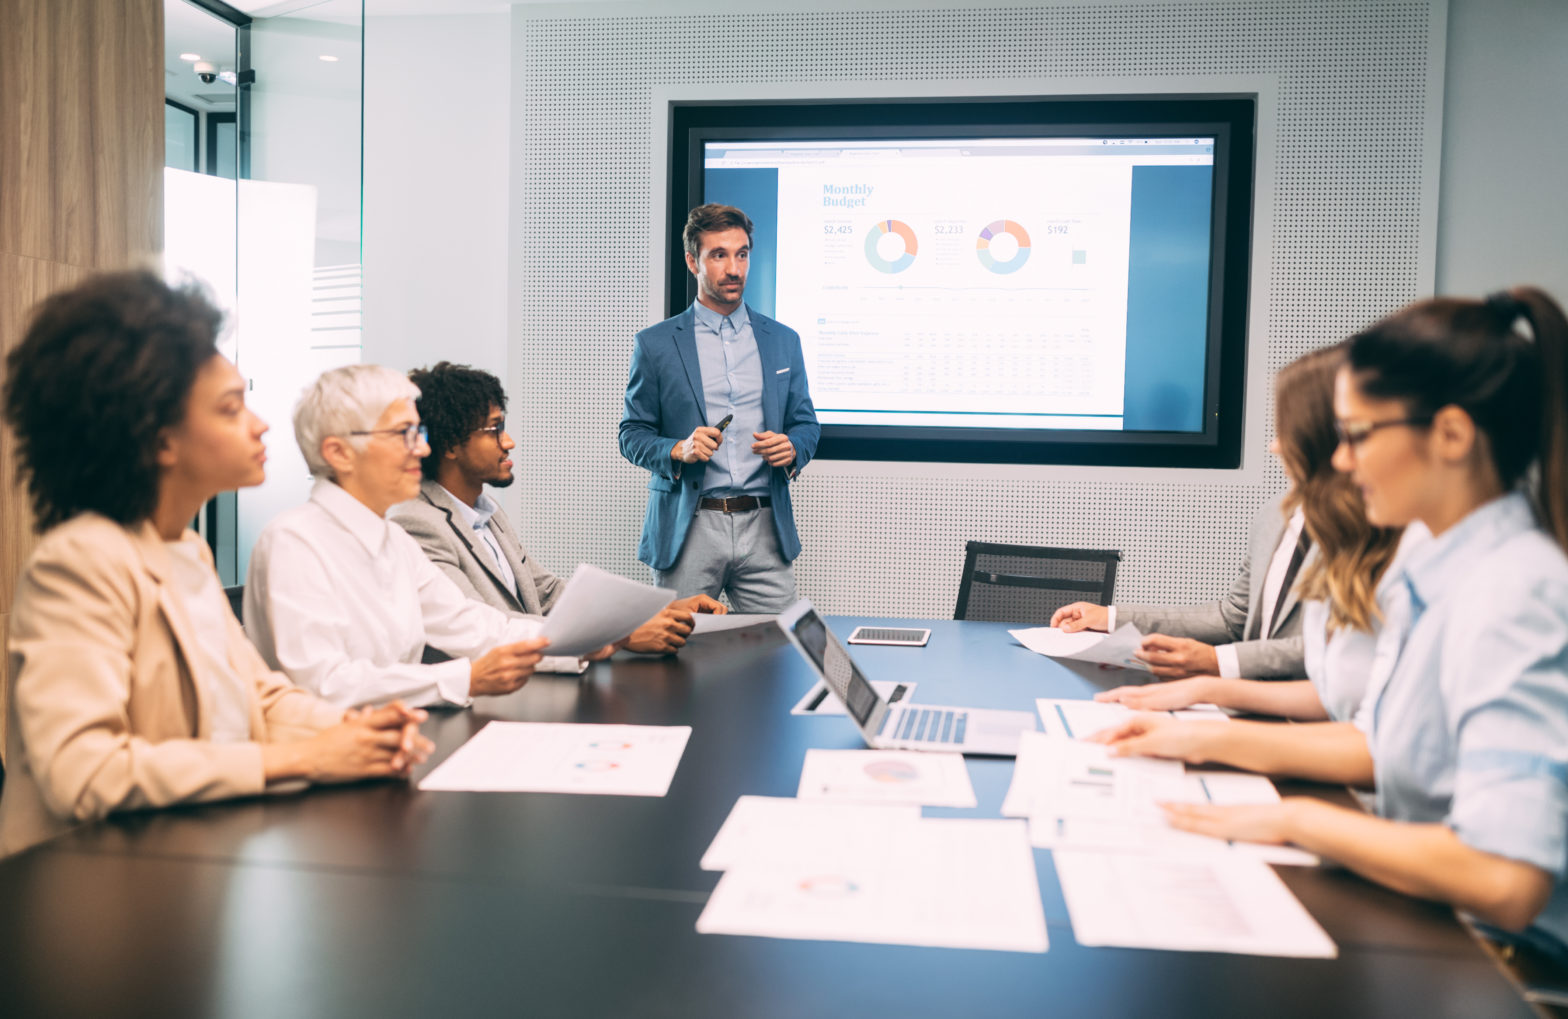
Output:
top-left (1214, 643), bottom-right (1241, 678)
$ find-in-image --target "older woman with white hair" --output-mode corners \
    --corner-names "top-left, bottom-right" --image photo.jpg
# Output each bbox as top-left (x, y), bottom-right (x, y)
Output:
top-left (245, 364), bottom-right (574, 710)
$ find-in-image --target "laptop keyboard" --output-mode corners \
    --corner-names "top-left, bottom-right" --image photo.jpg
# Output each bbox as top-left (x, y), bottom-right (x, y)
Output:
top-left (884, 707), bottom-right (968, 744)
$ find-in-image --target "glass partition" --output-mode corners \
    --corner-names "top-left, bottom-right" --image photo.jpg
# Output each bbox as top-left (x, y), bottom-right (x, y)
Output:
top-left (162, 0), bottom-right (363, 586)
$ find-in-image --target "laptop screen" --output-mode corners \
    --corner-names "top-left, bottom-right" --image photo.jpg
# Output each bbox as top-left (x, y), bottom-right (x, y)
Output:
top-left (792, 610), bottom-right (881, 727)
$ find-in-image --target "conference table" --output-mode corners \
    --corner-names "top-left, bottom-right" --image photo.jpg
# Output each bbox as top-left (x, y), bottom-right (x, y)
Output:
top-left (0, 617), bottom-right (1535, 1018)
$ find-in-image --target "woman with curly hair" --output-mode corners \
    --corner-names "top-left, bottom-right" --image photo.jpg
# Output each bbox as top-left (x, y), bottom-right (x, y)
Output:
top-left (0, 270), bottom-right (432, 856)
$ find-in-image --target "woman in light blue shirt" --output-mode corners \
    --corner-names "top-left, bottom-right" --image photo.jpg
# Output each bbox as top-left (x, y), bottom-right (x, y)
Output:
top-left (1095, 343), bottom-right (1406, 723)
top-left (1093, 286), bottom-right (1568, 956)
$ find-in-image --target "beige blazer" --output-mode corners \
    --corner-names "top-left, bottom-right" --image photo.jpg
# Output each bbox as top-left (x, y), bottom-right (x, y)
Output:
top-left (0, 514), bottom-right (343, 857)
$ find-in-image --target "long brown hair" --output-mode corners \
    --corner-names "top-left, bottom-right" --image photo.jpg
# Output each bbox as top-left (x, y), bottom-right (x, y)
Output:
top-left (1279, 344), bottom-right (1403, 632)
top-left (1347, 286), bottom-right (1568, 553)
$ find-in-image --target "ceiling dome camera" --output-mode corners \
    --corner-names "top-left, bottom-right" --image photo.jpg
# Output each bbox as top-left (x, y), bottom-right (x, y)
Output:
top-left (194, 60), bottom-right (217, 84)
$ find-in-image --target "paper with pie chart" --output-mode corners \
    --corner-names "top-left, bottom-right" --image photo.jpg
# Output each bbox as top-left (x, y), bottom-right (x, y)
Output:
top-left (796, 749), bottom-right (977, 807)
top-left (696, 817), bottom-right (1048, 953)
top-left (418, 721), bottom-right (691, 796)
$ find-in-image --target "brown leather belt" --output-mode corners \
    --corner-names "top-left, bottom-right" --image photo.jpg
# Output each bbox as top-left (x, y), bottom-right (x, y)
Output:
top-left (698, 495), bottom-right (771, 513)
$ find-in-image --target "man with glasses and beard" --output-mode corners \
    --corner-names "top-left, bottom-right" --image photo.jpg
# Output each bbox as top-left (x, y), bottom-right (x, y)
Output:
top-left (391, 362), bottom-right (725, 657)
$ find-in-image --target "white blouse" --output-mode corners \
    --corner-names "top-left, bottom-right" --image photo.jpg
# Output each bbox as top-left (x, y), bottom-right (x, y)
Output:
top-left (164, 536), bottom-right (253, 743)
top-left (244, 480), bottom-right (542, 710)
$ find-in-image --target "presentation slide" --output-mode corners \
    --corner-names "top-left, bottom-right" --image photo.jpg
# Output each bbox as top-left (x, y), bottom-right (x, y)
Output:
top-left (706, 138), bottom-right (1215, 433)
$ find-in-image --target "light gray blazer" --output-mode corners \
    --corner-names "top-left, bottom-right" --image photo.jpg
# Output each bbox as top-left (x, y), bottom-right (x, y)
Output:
top-left (1117, 495), bottom-right (1313, 678)
top-left (389, 480), bottom-right (563, 618)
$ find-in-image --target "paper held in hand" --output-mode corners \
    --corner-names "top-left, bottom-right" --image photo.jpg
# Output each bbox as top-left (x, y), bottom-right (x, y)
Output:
top-left (1009, 623), bottom-right (1152, 671)
top-left (536, 564), bottom-right (676, 656)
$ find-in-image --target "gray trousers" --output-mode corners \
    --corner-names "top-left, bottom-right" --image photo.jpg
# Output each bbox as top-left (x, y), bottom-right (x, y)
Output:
top-left (653, 506), bottom-right (797, 614)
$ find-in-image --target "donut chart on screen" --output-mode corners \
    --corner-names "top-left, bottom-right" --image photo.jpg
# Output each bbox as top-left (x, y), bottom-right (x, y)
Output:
top-left (864, 219), bottom-right (918, 273)
top-left (975, 220), bottom-right (1032, 274)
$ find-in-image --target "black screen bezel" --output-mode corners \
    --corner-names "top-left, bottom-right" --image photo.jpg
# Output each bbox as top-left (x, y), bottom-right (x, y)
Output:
top-left (666, 95), bottom-right (1255, 469)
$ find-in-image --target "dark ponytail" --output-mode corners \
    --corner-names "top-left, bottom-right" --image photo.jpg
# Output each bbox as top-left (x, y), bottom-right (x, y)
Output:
top-left (1514, 287), bottom-right (1568, 551)
top-left (1345, 286), bottom-right (1568, 552)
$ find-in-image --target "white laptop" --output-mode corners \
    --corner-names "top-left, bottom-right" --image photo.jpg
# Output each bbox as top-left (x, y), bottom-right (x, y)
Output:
top-left (778, 600), bottom-right (1036, 757)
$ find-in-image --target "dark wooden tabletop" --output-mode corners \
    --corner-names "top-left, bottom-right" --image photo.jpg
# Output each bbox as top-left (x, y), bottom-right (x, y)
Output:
top-left (0, 617), bottom-right (1532, 1018)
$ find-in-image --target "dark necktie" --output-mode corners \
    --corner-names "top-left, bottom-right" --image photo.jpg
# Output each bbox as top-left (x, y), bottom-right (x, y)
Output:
top-left (1266, 531), bottom-right (1312, 638)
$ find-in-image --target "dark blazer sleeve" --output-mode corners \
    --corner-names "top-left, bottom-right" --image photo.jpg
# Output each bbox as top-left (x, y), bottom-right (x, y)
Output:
top-left (779, 326), bottom-right (820, 477)
top-left (618, 330), bottom-right (681, 482)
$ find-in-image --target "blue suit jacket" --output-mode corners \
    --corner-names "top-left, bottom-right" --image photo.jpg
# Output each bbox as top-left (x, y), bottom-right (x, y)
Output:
top-left (619, 304), bottom-right (820, 571)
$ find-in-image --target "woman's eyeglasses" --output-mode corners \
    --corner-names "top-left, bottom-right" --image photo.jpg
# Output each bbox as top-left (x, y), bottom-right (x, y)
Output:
top-left (349, 423), bottom-right (428, 451)
top-left (1333, 416), bottom-right (1431, 447)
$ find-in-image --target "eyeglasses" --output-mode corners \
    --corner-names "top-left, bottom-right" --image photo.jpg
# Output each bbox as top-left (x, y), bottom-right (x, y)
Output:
top-left (473, 421), bottom-right (506, 439)
top-left (349, 423), bottom-right (428, 451)
top-left (1333, 416), bottom-right (1431, 448)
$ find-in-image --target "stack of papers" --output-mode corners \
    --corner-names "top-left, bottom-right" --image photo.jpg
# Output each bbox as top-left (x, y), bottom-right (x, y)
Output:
top-left (797, 749), bottom-right (977, 807)
top-left (1002, 731), bottom-right (1317, 866)
top-left (696, 797), bottom-right (1048, 953)
top-left (1001, 709), bottom-right (1331, 958)
top-left (1010, 623), bottom-right (1152, 671)
top-left (418, 722), bottom-right (691, 796)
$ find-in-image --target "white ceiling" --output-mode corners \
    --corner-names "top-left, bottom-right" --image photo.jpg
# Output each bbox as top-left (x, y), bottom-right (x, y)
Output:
top-left (165, 0), bottom-right (240, 109)
top-left (165, 0), bottom-right (364, 110)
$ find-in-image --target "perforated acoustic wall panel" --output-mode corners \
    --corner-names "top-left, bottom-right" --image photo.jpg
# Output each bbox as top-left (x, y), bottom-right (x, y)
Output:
top-left (507, 1), bottom-right (1444, 618)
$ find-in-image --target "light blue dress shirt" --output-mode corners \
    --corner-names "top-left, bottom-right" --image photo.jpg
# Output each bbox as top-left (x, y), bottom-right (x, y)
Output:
top-left (1355, 492), bottom-right (1568, 955)
top-left (444, 486), bottom-right (518, 599)
top-left (691, 301), bottom-right (768, 497)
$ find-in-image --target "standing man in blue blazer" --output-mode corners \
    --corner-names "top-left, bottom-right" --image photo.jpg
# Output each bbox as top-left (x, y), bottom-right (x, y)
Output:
top-left (619, 203), bottom-right (820, 613)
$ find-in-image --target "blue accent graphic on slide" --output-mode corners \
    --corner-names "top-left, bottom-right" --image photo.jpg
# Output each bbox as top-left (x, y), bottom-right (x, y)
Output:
top-left (1123, 165), bottom-right (1213, 433)
top-left (703, 167), bottom-right (778, 318)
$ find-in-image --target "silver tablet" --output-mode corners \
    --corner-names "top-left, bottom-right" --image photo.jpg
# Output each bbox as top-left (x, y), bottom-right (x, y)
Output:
top-left (846, 626), bottom-right (931, 647)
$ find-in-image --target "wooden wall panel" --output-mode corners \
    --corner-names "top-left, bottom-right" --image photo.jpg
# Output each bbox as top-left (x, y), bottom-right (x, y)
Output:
top-left (0, 612), bottom-right (7, 769)
top-left (0, 0), bottom-right (164, 266)
top-left (0, 0), bottom-right (164, 768)
top-left (0, 253), bottom-right (91, 614)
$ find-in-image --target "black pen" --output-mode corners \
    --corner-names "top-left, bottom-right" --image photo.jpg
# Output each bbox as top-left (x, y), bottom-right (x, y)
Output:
top-left (715, 413), bottom-right (734, 433)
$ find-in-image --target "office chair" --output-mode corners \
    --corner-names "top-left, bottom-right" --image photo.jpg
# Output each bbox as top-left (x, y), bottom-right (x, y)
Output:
top-left (953, 541), bottom-right (1120, 625)
top-left (223, 585), bottom-right (245, 625)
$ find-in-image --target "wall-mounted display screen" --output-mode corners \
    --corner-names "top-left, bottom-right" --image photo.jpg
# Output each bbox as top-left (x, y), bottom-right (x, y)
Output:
top-left (667, 97), bottom-right (1255, 468)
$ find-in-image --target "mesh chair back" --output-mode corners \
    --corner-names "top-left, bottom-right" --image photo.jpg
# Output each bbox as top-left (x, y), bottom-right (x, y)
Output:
top-left (954, 541), bottom-right (1120, 624)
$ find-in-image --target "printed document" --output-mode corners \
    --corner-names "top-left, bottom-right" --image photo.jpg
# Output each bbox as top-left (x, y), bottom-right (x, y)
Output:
top-left (1010, 623), bottom-right (1151, 671)
top-left (1034, 697), bottom-right (1229, 741)
top-left (1003, 731), bottom-right (1317, 865)
top-left (797, 749), bottom-right (978, 807)
top-left (700, 796), bottom-right (921, 871)
top-left (537, 564), bottom-right (675, 656)
top-left (418, 722), bottom-right (690, 796)
top-left (697, 818), bottom-right (1049, 953)
top-left (691, 612), bottom-right (777, 634)
top-left (1053, 850), bottom-right (1336, 957)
